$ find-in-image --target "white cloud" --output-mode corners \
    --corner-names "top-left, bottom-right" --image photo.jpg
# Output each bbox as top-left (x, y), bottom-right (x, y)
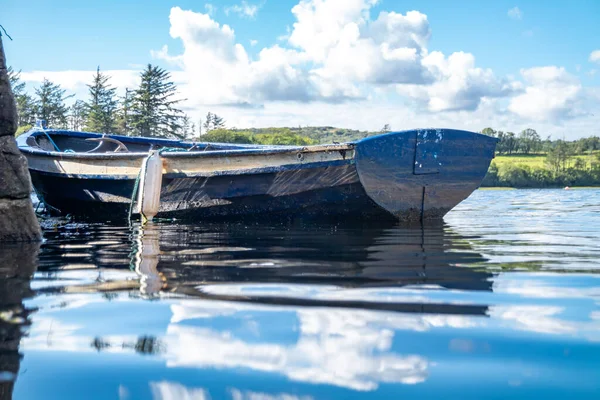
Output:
top-left (507, 6), bottom-right (523, 20)
top-left (508, 66), bottom-right (583, 121)
top-left (225, 1), bottom-right (262, 18)
top-left (310, 10), bottom-right (432, 88)
top-left (155, 6), bottom-right (360, 106)
top-left (150, 382), bottom-right (209, 400)
top-left (204, 3), bottom-right (217, 16)
top-left (397, 51), bottom-right (520, 112)
top-left (288, 0), bottom-right (379, 62)
top-left (164, 306), bottom-right (432, 391)
top-left (156, 7), bottom-right (252, 105)
top-left (229, 389), bottom-right (313, 400)
top-left (493, 275), bottom-right (600, 300)
top-left (19, 69), bottom-right (144, 107)
top-left (151, 385), bottom-right (314, 400)
top-left (250, 39), bottom-right (258, 46)
top-left (490, 305), bottom-right (575, 335)
top-left (590, 50), bottom-right (600, 64)
top-left (277, 25), bottom-right (292, 42)
top-left (489, 304), bottom-right (600, 339)
top-left (20, 70), bottom-right (140, 94)
top-left (154, 3), bottom-right (512, 114)
top-left (286, 2), bottom-right (432, 89)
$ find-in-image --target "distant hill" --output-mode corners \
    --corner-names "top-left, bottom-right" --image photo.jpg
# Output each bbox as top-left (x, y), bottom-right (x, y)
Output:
top-left (288, 126), bottom-right (378, 143)
top-left (216, 126), bottom-right (380, 144)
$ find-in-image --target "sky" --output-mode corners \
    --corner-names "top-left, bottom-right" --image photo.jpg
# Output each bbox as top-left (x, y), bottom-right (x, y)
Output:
top-left (3, 0), bottom-right (600, 139)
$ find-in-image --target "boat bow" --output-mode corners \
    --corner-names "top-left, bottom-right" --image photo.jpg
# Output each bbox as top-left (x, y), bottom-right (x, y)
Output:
top-left (354, 129), bottom-right (497, 220)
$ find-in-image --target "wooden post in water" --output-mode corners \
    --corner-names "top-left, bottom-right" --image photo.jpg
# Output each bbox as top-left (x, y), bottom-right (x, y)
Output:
top-left (0, 33), bottom-right (41, 242)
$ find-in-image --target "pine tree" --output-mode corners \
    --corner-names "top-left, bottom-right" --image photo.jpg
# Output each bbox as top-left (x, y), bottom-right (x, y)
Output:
top-left (202, 111), bottom-right (226, 132)
top-left (212, 113), bottom-right (225, 130)
top-left (179, 114), bottom-right (194, 138)
top-left (116, 88), bottom-right (133, 135)
top-left (15, 93), bottom-right (36, 127)
top-left (8, 67), bottom-right (36, 127)
top-left (68, 100), bottom-right (87, 131)
top-left (203, 112), bottom-right (213, 132)
top-left (85, 67), bottom-right (118, 133)
top-left (34, 78), bottom-right (72, 128)
top-left (8, 66), bottom-right (25, 95)
top-left (130, 64), bottom-right (183, 138)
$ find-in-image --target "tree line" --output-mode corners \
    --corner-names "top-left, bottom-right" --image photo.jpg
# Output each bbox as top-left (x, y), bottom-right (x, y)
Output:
top-left (481, 127), bottom-right (600, 155)
top-left (7, 64), bottom-right (353, 147)
top-left (8, 64), bottom-right (229, 140)
top-left (481, 127), bottom-right (600, 188)
top-left (483, 152), bottom-right (600, 188)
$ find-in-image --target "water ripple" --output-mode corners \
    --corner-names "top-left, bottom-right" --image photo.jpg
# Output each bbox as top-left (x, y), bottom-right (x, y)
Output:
top-left (1, 189), bottom-right (599, 399)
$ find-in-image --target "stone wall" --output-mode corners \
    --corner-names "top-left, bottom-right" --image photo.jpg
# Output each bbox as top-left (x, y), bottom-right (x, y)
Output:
top-left (0, 35), bottom-right (41, 242)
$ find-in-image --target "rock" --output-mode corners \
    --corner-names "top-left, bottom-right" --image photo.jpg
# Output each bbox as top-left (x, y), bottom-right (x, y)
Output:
top-left (0, 136), bottom-right (33, 199)
top-left (0, 198), bottom-right (41, 242)
top-left (0, 35), bottom-right (41, 242)
top-left (0, 36), bottom-right (17, 137)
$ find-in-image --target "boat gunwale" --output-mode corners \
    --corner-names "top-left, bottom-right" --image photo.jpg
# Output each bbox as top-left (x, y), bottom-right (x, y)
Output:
top-left (16, 129), bottom-right (355, 160)
top-left (28, 158), bottom-right (357, 180)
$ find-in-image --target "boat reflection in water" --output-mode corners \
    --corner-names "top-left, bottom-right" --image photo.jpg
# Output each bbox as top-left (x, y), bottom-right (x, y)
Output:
top-left (153, 221), bottom-right (492, 311)
top-left (0, 243), bottom-right (38, 400)
top-left (129, 222), bottom-right (494, 394)
top-left (15, 220), bottom-right (499, 398)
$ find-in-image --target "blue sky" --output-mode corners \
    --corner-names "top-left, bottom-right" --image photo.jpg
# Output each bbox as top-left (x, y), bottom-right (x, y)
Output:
top-left (3, 0), bottom-right (600, 138)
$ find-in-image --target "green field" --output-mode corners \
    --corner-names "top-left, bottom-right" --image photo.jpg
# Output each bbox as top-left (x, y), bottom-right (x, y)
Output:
top-left (494, 153), bottom-right (598, 169)
top-left (483, 151), bottom-right (600, 188)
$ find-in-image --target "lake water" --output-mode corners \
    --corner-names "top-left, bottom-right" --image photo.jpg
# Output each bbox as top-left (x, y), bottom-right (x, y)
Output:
top-left (1, 189), bottom-right (599, 399)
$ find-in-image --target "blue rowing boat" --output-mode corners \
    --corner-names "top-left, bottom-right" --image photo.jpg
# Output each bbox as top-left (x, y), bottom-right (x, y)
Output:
top-left (17, 128), bottom-right (497, 222)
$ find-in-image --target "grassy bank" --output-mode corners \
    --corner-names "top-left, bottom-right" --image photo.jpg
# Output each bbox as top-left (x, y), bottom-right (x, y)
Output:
top-left (493, 153), bottom-right (598, 169)
top-left (482, 153), bottom-right (600, 188)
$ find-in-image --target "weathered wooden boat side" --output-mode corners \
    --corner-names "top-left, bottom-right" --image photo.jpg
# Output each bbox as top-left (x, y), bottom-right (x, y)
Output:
top-left (17, 128), bottom-right (497, 221)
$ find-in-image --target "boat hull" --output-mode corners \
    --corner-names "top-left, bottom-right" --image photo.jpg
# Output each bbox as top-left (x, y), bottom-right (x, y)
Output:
top-left (355, 128), bottom-right (497, 220)
top-left (29, 165), bottom-right (393, 222)
top-left (18, 128), bottom-right (497, 222)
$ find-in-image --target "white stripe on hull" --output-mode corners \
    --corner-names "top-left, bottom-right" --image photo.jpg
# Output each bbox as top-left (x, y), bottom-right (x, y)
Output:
top-left (25, 147), bottom-right (355, 178)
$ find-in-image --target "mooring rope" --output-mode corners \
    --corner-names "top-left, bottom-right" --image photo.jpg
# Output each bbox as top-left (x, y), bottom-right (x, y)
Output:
top-left (158, 147), bottom-right (186, 154)
top-left (39, 130), bottom-right (62, 152)
top-left (128, 223), bottom-right (142, 271)
top-left (0, 25), bottom-right (13, 40)
top-left (128, 159), bottom-right (146, 225)
top-left (32, 187), bottom-right (61, 216)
